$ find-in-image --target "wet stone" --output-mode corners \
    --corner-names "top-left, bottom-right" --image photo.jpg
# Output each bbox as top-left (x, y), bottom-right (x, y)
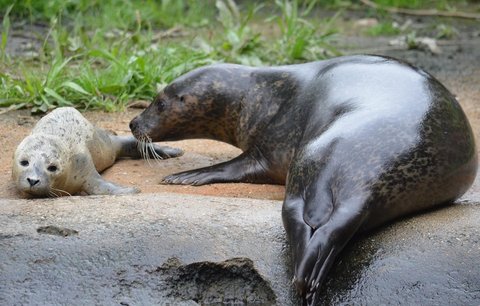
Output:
top-left (36, 225), bottom-right (79, 237)
top-left (160, 257), bottom-right (277, 305)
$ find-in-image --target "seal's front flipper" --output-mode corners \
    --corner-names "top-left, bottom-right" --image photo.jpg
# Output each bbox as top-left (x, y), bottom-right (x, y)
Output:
top-left (114, 135), bottom-right (183, 159)
top-left (293, 196), bottom-right (366, 305)
top-left (83, 172), bottom-right (140, 195)
top-left (162, 151), bottom-right (275, 186)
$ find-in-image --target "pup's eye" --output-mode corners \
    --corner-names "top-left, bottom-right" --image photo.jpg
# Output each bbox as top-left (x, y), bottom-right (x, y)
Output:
top-left (47, 165), bottom-right (58, 172)
top-left (179, 95), bottom-right (185, 102)
top-left (20, 160), bottom-right (29, 167)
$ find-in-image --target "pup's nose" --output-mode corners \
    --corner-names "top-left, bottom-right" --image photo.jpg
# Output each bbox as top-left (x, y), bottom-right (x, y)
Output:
top-left (27, 178), bottom-right (40, 187)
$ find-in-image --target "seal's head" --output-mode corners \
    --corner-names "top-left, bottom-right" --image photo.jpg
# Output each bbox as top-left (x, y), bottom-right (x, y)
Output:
top-left (130, 64), bottom-right (245, 143)
top-left (12, 135), bottom-right (69, 197)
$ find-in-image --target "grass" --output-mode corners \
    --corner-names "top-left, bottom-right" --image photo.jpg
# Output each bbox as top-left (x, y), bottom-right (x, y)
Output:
top-left (0, 4), bottom-right (12, 61)
top-left (0, 0), bottom-right (475, 113)
top-left (365, 21), bottom-right (401, 36)
top-left (270, 0), bottom-right (340, 62)
top-left (0, 0), bottom-right (212, 29)
top-left (0, 0), bottom-right (341, 113)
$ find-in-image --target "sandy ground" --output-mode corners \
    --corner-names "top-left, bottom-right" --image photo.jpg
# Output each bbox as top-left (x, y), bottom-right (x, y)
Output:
top-left (0, 108), bottom-right (285, 201)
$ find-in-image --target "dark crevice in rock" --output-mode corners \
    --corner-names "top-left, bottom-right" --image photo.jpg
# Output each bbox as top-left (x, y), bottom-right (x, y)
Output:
top-left (36, 225), bottom-right (78, 237)
top-left (160, 257), bottom-right (277, 305)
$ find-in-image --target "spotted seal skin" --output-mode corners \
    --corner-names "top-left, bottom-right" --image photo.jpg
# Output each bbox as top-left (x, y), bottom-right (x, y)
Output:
top-left (12, 107), bottom-right (182, 197)
top-left (129, 55), bottom-right (477, 305)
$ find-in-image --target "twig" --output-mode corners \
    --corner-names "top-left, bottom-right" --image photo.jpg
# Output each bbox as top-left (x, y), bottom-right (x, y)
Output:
top-left (0, 104), bottom-right (22, 115)
top-left (360, 0), bottom-right (480, 20)
top-left (127, 100), bottom-right (150, 109)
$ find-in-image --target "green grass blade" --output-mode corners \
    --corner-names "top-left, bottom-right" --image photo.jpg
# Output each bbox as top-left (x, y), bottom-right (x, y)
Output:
top-left (44, 56), bottom-right (74, 88)
top-left (1, 4), bottom-right (13, 58)
top-left (44, 87), bottom-right (72, 106)
top-left (62, 81), bottom-right (92, 96)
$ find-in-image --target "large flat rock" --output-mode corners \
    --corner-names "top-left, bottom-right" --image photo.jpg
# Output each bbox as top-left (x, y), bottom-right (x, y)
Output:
top-left (0, 194), bottom-right (296, 305)
top-left (1, 186), bottom-right (479, 305)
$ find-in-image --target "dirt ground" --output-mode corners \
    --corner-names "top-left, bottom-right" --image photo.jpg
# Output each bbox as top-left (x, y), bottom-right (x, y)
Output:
top-left (0, 108), bottom-right (286, 200)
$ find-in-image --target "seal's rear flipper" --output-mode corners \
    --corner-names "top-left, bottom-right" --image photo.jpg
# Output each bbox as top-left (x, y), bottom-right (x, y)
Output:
top-left (285, 193), bottom-right (366, 305)
top-left (282, 195), bottom-right (312, 297)
top-left (83, 172), bottom-right (140, 195)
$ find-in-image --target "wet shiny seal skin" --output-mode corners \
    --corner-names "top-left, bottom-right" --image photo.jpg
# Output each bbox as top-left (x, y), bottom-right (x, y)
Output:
top-left (129, 55), bottom-right (478, 305)
top-left (12, 107), bottom-right (182, 197)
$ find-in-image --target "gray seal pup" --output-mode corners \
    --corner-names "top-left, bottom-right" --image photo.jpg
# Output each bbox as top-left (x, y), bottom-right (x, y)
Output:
top-left (12, 107), bottom-right (182, 197)
top-left (129, 55), bottom-right (477, 305)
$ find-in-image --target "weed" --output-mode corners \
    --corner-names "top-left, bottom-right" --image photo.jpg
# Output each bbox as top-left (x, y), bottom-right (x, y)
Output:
top-left (214, 0), bottom-right (263, 65)
top-left (435, 23), bottom-right (458, 39)
top-left (1, 4), bottom-right (13, 62)
top-left (0, 0), bottom-right (214, 29)
top-left (0, 0), bottom-right (335, 112)
top-left (365, 21), bottom-right (400, 36)
top-left (270, 0), bottom-right (340, 63)
top-left (405, 31), bottom-right (419, 49)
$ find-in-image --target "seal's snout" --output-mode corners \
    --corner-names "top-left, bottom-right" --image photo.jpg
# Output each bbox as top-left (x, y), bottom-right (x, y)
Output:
top-left (129, 118), bottom-right (138, 132)
top-left (27, 177), bottom-right (40, 187)
top-left (129, 116), bottom-right (153, 140)
top-left (129, 117), bottom-right (143, 139)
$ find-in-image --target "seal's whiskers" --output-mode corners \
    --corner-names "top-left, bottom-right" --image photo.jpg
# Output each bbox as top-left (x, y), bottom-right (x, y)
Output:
top-left (136, 138), bottom-right (144, 159)
top-left (51, 187), bottom-right (72, 197)
top-left (48, 190), bottom-right (60, 198)
top-left (138, 135), bottom-right (153, 166)
top-left (147, 139), bottom-right (164, 162)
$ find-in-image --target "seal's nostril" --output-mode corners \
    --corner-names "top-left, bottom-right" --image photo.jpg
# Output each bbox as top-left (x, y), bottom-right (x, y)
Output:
top-left (27, 178), bottom-right (40, 187)
top-left (129, 119), bottom-right (137, 131)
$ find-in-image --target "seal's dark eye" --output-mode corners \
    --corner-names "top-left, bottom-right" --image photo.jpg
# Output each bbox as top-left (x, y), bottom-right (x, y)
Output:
top-left (157, 100), bottom-right (166, 111)
top-left (179, 95), bottom-right (185, 102)
top-left (20, 160), bottom-right (29, 167)
top-left (47, 165), bottom-right (58, 172)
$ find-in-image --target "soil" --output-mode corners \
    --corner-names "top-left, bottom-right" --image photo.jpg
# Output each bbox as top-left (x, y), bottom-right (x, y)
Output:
top-left (0, 108), bottom-right (285, 200)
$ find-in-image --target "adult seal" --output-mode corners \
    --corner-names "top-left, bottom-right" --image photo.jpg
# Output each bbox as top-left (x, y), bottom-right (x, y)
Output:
top-left (129, 55), bottom-right (477, 305)
top-left (13, 107), bottom-right (182, 197)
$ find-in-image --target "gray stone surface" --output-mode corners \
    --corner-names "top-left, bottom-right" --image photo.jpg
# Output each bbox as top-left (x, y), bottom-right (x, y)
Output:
top-left (1, 175), bottom-right (479, 305)
top-left (0, 194), bottom-right (297, 305)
